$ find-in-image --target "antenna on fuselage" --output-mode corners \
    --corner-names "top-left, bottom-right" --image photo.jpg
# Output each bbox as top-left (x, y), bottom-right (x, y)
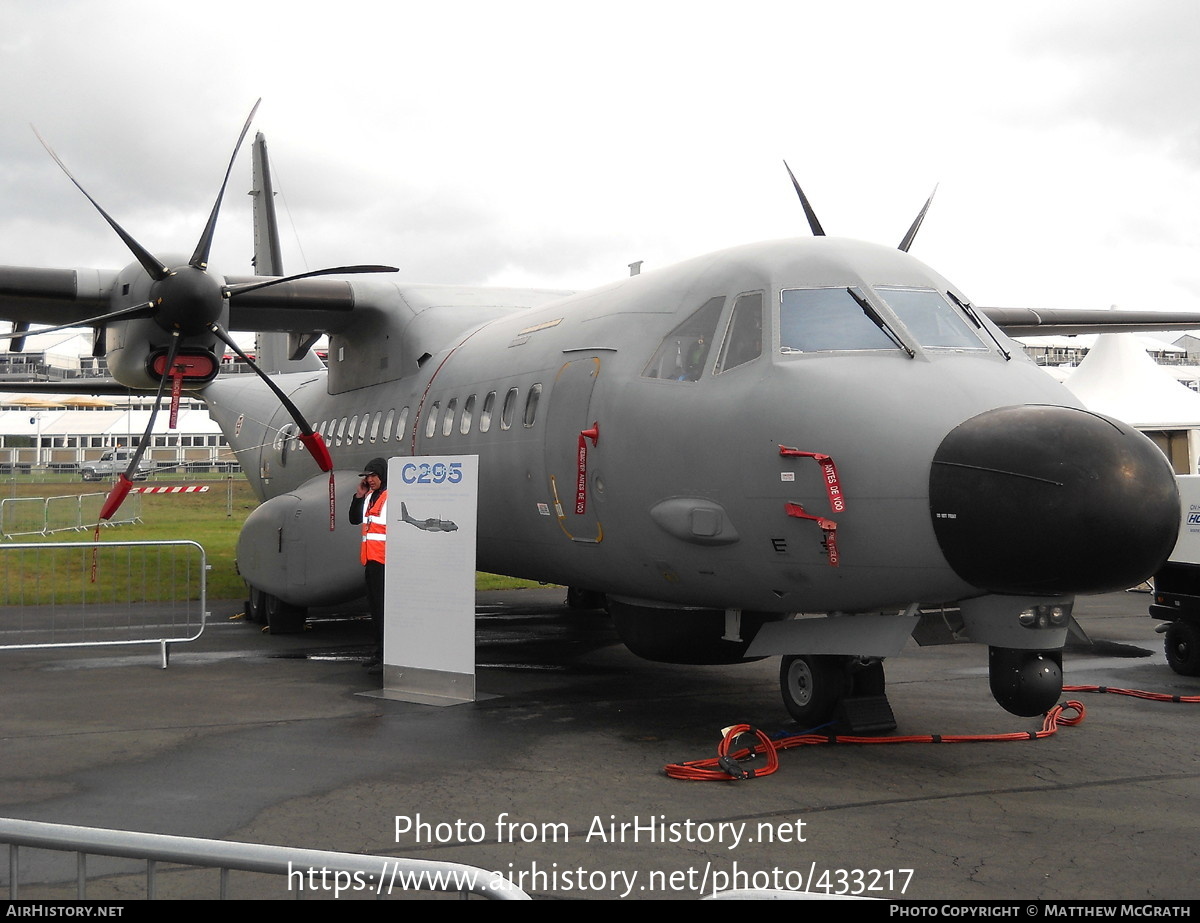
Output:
top-left (783, 160), bottom-right (825, 237)
top-left (898, 184), bottom-right (938, 252)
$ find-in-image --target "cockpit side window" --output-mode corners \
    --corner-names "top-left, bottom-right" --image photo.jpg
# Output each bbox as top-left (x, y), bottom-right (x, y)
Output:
top-left (714, 292), bottom-right (763, 374)
top-left (642, 296), bottom-right (725, 381)
top-left (874, 288), bottom-right (986, 350)
top-left (779, 287), bottom-right (899, 352)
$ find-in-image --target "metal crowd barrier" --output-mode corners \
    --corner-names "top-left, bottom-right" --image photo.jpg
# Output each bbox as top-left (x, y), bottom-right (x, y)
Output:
top-left (0, 540), bottom-right (207, 667)
top-left (0, 818), bottom-right (529, 900)
top-left (0, 492), bottom-right (141, 538)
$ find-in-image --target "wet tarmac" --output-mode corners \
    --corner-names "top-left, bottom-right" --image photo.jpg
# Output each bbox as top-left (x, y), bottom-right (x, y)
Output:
top-left (0, 588), bottom-right (1197, 900)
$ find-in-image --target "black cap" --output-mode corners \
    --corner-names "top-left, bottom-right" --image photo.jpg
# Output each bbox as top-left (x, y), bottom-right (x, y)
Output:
top-left (359, 457), bottom-right (388, 479)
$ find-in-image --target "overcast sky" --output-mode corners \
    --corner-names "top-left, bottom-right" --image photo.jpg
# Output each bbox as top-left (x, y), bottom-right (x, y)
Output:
top-left (2, 0), bottom-right (1199, 317)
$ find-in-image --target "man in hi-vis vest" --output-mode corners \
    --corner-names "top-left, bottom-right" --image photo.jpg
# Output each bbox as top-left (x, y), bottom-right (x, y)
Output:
top-left (349, 457), bottom-right (388, 672)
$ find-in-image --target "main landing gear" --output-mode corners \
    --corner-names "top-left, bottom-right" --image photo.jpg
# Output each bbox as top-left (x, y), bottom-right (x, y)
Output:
top-left (246, 586), bottom-right (307, 635)
top-left (779, 654), bottom-right (895, 733)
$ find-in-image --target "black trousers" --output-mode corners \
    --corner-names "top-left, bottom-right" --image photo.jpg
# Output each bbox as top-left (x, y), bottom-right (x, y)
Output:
top-left (364, 560), bottom-right (385, 656)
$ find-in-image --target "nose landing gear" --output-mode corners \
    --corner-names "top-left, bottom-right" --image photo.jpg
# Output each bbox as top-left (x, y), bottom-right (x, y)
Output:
top-left (779, 654), bottom-right (895, 733)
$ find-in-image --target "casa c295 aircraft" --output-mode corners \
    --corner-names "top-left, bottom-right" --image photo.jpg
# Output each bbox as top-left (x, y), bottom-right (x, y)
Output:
top-left (0, 106), bottom-right (1190, 727)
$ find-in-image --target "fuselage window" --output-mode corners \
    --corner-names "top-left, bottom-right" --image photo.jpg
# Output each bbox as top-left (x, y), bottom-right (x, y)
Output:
top-left (779, 287), bottom-right (900, 352)
top-left (523, 383), bottom-right (542, 427)
top-left (480, 391), bottom-right (496, 433)
top-left (714, 292), bottom-right (764, 374)
top-left (442, 398), bottom-right (458, 437)
top-left (874, 287), bottom-right (986, 350)
top-left (500, 387), bottom-right (518, 430)
top-left (461, 394), bottom-right (476, 435)
top-left (347, 415), bottom-right (359, 446)
top-left (280, 424), bottom-right (297, 464)
top-left (382, 409), bottom-right (394, 442)
top-left (357, 414), bottom-right (369, 444)
top-left (336, 416), bottom-right (348, 446)
top-left (396, 407), bottom-right (409, 443)
top-left (425, 402), bottom-right (441, 439)
top-left (369, 411), bottom-right (382, 443)
top-left (642, 295), bottom-right (724, 381)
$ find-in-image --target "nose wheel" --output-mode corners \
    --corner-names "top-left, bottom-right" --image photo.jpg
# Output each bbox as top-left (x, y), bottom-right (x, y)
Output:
top-left (780, 654), bottom-right (895, 732)
top-left (779, 655), bottom-right (850, 727)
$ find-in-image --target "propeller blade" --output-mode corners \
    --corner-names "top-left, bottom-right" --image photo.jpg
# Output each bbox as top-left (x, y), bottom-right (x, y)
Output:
top-left (223, 264), bottom-right (398, 299)
top-left (32, 127), bottom-right (171, 282)
top-left (8, 322), bottom-right (30, 352)
top-left (898, 184), bottom-right (938, 253)
top-left (97, 474), bottom-right (134, 523)
top-left (783, 160), bottom-right (826, 237)
top-left (99, 333), bottom-right (181, 521)
top-left (209, 324), bottom-right (332, 472)
top-left (0, 302), bottom-right (155, 339)
top-left (190, 100), bottom-right (262, 271)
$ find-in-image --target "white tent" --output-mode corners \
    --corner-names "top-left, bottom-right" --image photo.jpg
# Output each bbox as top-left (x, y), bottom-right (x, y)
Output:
top-left (1063, 332), bottom-right (1200, 473)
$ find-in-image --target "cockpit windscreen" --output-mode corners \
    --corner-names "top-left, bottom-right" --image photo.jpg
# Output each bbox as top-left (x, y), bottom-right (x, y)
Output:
top-left (779, 287), bottom-right (898, 352)
top-left (875, 288), bottom-right (986, 350)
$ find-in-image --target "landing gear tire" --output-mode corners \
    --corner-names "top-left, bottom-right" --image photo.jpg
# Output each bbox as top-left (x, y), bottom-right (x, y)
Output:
top-left (1165, 620), bottom-right (1200, 676)
top-left (245, 586), bottom-right (267, 624)
top-left (779, 655), bottom-right (850, 728)
top-left (264, 593), bottom-right (307, 635)
top-left (566, 586), bottom-right (605, 610)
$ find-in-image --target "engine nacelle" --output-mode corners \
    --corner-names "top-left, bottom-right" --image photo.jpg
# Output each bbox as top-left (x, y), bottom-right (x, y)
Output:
top-left (237, 472), bottom-right (364, 607)
top-left (102, 259), bottom-right (226, 390)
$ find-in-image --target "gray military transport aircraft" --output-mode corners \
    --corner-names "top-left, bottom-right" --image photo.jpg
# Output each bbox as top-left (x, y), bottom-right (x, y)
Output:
top-left (0, 105), bottom-right (1193, 728)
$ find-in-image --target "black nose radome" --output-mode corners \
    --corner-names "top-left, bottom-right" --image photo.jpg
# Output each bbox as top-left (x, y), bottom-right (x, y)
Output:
top-left (929, 405), bottom-right (1179, 595)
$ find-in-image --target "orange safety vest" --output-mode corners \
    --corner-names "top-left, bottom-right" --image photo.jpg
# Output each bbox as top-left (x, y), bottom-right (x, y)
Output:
top-left (360, 489), bottom-right (387, 565)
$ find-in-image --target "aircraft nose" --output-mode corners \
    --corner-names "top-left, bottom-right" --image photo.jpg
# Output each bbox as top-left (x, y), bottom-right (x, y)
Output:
top-left (929, 405), bottom-right (1179, 595)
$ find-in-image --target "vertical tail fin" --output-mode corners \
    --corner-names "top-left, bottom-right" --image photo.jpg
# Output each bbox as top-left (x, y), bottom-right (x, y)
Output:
top-left (249, 132), bottom-right (324, 373)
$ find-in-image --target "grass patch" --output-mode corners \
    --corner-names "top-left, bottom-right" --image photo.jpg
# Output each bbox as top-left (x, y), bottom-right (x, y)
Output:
top-left (475, 572), bottom-right (553, 591)
top-left (2, 476), bottom-right (558, 601)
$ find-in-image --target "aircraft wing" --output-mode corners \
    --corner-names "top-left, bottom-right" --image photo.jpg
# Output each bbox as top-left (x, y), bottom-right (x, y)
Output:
top-left (984, 306), bottom-right (1200, 336)
top-left (0, 266), bottom-right (361, 335)
top-left (219, 276), bottom-right (359, 332)
top-left (9, 262), bottom-right (1200, 341)
top-left (0, 266), bottom-right (115, 326)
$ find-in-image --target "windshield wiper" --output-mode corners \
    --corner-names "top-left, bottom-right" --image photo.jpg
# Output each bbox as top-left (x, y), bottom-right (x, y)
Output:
top-left (945, 290), bottom-right (1011, 360)
top-left (846, 287), bottom-right (914, 358)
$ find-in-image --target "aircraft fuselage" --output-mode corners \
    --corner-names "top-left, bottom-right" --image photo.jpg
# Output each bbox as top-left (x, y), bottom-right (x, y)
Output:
top-left (211, 237), bottom-right (1178, 639)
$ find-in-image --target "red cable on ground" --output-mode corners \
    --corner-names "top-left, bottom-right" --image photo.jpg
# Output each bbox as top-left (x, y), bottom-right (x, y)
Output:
top-left (664, 701), bottom-right (1086, 782)
top-left (1064, 684), bottom-right (1200, 704)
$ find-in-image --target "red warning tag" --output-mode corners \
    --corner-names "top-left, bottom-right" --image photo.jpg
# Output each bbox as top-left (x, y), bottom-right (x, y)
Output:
top-left (784, 502), bottom-right (840, 567)
top-left (576, 423), bottom-right (599, 515)
top-left (779, 447), bottom-right (845, 512)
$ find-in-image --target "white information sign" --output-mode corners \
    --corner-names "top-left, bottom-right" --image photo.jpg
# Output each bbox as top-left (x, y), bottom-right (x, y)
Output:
top-left (378, 455), bottom-right (479, 705)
